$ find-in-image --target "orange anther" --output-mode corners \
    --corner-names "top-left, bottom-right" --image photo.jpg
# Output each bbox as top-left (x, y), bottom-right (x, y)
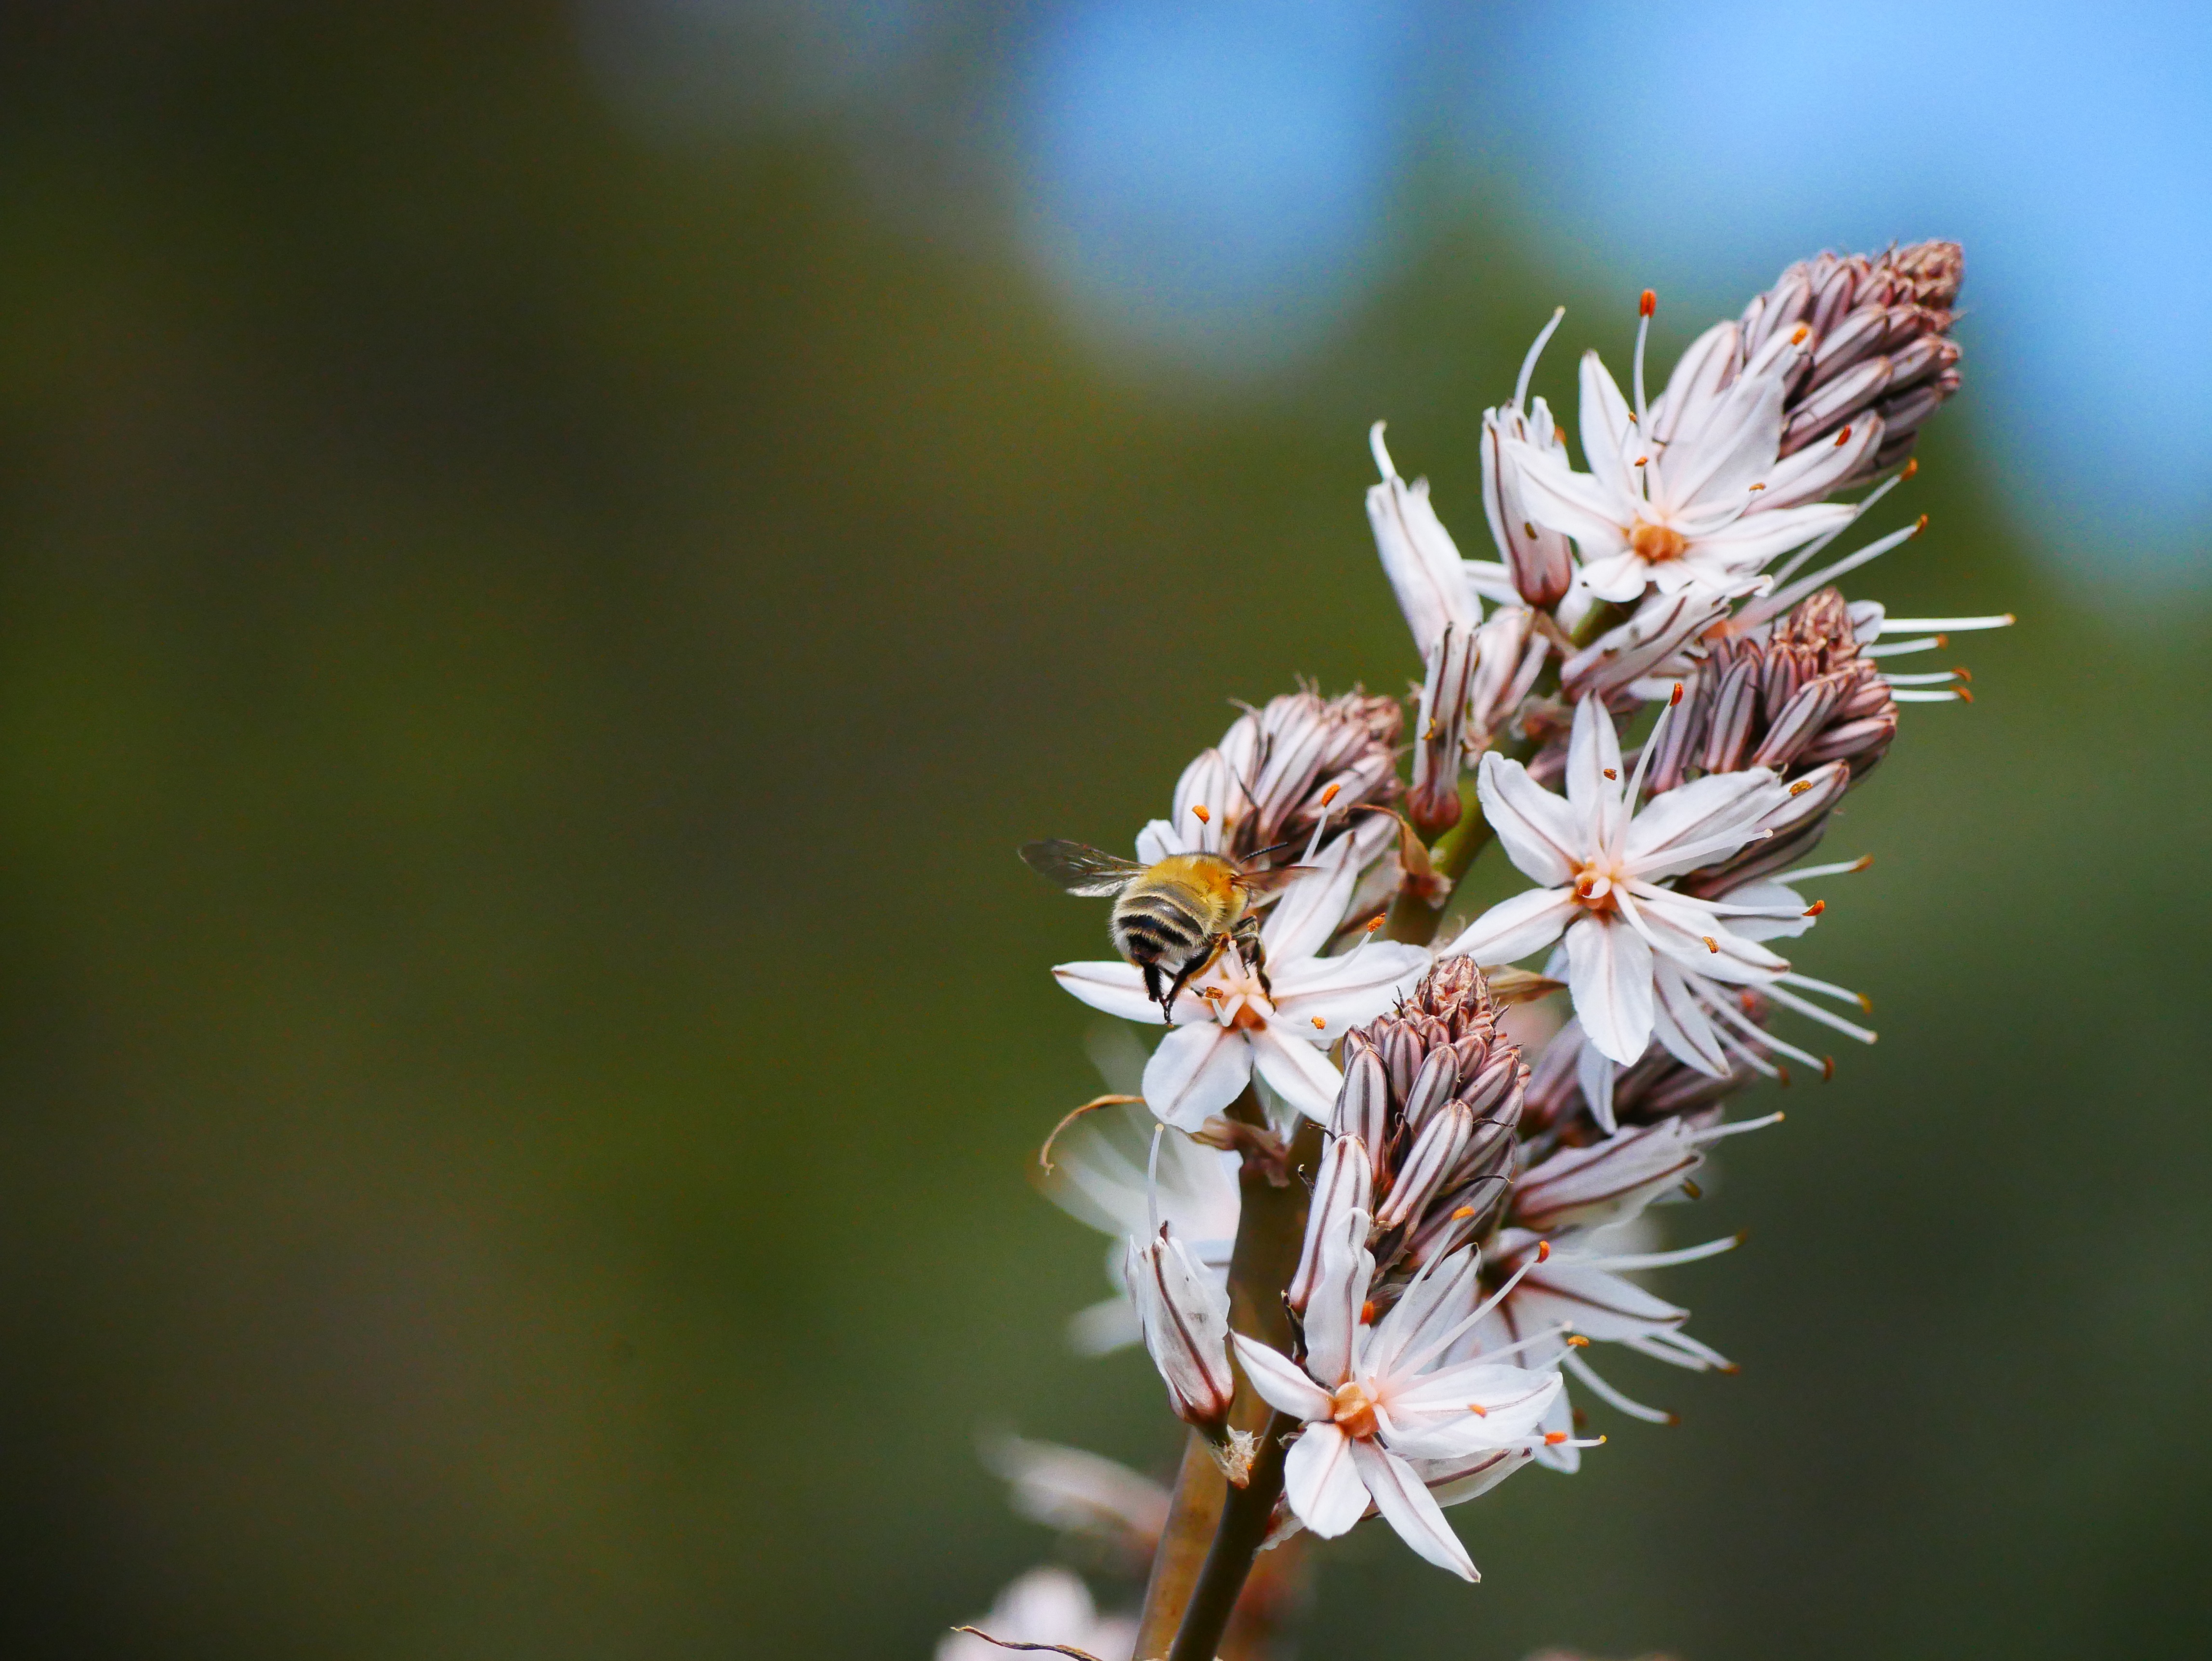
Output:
top-left (1954, 667), bottom-right (1973, 683)
top-left (1702, 936), bottom-right (1719, 953)
top-left (1311, 1016), bottom-right (1327, 1030)
top-left (1790, 324), bottom-right (1810, 344)
top-left (1359, 1300), bottom-right (1377, 1325)
top-left (1638, 289), bottom-right (1656, 317)
top-left (1544, 1430), bottom-right (1569, 1445)
top-left (1603, 767), bottom-right (1618, 780)
top-left (1365, 917), bottom-right (1385, 933)
top-left (1669, 681), bottom-right (1685, 707)
top-left (1192, 804), bottom-right (1211, 824)
top-left (1449, 1205), bottom-right (1476, 1221)
top-left (1957, 687), bottom-right (1975, 703)
top-left (1466, 1402), bottom-right (1489, 1416)
top-left (1788, 779), bottom-right (1815, 797)
top-left (1802, 900), bottom-right (1826, 918)
top-left (1535, 1240), bottom-right (1552, 1263)
top-left (1834, 425), bottom-right (1853, 447)
top-left (1320, 782), bottom-right (1342, 805)
top-left (1902, 458), bottom-right (1919, 479)
top-left (1912, 513), bottom-right (1929, 535)
top-left (1566, 1335), bottom-right (1590, 1348)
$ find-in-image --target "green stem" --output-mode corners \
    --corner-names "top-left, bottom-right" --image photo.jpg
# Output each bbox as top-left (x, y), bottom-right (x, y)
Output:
top-left (1164, 1411), bottom-right (1298, 1661)
top-left (1131, 1094), bottom-right (1319, 1658)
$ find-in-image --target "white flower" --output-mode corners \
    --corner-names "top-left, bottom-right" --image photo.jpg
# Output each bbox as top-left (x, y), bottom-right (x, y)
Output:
top-left (1445, 695), bottom-right (1805, 1069)
top-left (1367, 422), bottom-right (1483, 656)
top-left (1230, 1213), bottom-right (1561, 1581)
top-left (1505, 326), bottom-right (1854, 605)
top-left (1054, 822), bottom-right (1429, 1128)
top-left (1481, 310), bottom-right (1578, 608)
top-left (939, 1567), bottom-right (1134, 1661)
top-left (1042, 1098), bottom-right (1240, 1355)
top-left (982, 1436), bottom-right (1172, 1557)
top-left (1448, 1110), bottom-right (1779, 1468)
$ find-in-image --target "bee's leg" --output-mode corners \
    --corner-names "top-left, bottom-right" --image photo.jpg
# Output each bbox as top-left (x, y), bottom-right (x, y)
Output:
top-left (1142, 961), bottom-right (1170, 1020)
top-left (1162, 936), bottom-right (1228, 1022)
top-left (1236, 916), bottom-right (1272, 998)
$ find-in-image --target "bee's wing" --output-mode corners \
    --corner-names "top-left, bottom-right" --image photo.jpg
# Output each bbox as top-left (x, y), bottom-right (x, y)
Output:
top-left (1020, 839), bottom-right (1145, 897)
top-left (1236, 863), bottom-right (1319, 897)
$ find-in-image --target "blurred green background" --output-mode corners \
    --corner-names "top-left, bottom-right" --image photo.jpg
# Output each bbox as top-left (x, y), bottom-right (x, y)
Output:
top-left (0, 4), bottom-right (2205, 1658)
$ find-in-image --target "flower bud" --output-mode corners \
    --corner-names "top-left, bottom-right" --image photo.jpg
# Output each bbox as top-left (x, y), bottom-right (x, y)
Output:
top-left (1124, 1225), bottom-right (1238, 1432)
top-left (1288, 1134), bottom-right (1375, 1314)
top-left (1481, 405), bottom-right (1574, 607)
top-left (1741, 240), bottom-right (1963, 478)
top-left (1408, 626), bottom-right (1478, 837)
top-left (1374, 1101), bottom-right (1474, 1231)
top-left (1332, 1046), bottom-right (1390, 1150)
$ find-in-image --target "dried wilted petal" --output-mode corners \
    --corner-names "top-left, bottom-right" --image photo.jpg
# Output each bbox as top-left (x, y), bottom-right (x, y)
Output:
top-left (1408, 626), bottom-right (1478, 836)
top-left (1480, 312), bottom-right (1577, 607)
top-left (1124, 1224), bottom-right (1238, 1438)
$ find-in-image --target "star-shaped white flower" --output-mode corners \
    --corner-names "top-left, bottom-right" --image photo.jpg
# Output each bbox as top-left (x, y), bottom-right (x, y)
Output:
top-left (1054, 825), bottom-right (1429, 1129)
top-left (1230, 1213), bottom-right (1561, 1581)
top-left (1506, 341), bottom-right (1854, 604)
top-left (1445, 695), bottom-right (1805, 1068)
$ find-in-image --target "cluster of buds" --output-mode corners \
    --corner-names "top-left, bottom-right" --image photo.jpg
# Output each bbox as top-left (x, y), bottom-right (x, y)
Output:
top-left (1647, 586), bottom-right (1898, 791)
top-left (1154, 686), bottom-right (1402, 864)
top-left (1744, 240), bottom-right (1965, 473)
top-left (1298, 958), bottom-right (1528, 1286)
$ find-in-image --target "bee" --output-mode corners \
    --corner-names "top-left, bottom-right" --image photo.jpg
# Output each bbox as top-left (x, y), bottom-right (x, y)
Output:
top-left (1020, 839), bottom-right (1307, 1021)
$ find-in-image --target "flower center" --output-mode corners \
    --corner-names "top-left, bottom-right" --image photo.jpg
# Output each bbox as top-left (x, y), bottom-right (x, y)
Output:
top-left (1330, 1381), bottom-right (1380, 1440)
top-left (1571, 860), bottom-right (1623, 915)
top-left (1630, 519), bottom-right (1688, 564)
top-left (1198, 956), bottom-right (1275, 1030)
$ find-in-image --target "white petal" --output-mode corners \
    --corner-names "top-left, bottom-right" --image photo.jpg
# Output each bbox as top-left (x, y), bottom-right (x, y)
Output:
top-left (1628, 887), bottom-right (1789, 984)
top-left (1418, 1444), bottom-right (1532, 1509)
top-left (1141, 1023), bottom-right (1253, 1131)
top-left (1688, 501), bottom-right (1854, 568)
top-left (1368, 465), bottom-right (1479, 655)
top-left (1563, 694), bottom-right (1624, 842)
top-left (1577, 550), bottom-right (1654, 603)
top-left (1249, 1019), bottom-right (1347, 1124)
top-left (1475, 753), bottom-right (1583, 885)
top-left (1624, 768), bottom-right (1790, 878)
top-left (1230, 1333), bottom-right (1333, 1421)
top-left (1053, 960), bottom-right (1168, 1025)
top-left (1302, 1206), bottom-right (1375, 1388)
top-left (1283, 1424), bottom-right (1371, 1539)
top-left (1270, 941), bottom-right (1431, 1029)
top-left (1262, 830), bottom-right (1371, 962)
top-left (1577, 349), bottom-right (1639, 505)
top-left (1575, 1030), bottom-right (1618, 1134)
top-left (1651, 960), bottom-right (1731, 1076)
top-left (1348, 1441), bottom-right (1478, 1580)
top-left (1134, 818), bottom-right (1185, 866)
top-left (1506, 440), bottom-right (1635, 550)
top-left (1363, 1247), bottom-right (1481, 1382)
top-left (1443, 883), bottom-right (1578, 966)
top-left (1656, 364), bottom-right (1785, 512)
top-left (1566, 914), bottom-right (1654, 1066)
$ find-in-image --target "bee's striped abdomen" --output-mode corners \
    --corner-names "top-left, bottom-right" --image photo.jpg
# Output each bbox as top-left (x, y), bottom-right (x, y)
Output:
top-left (1109, 884), bottom-right (1211, 971)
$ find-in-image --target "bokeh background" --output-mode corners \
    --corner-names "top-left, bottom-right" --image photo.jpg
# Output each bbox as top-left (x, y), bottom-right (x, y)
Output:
top-left (0, 3), bottom-right (2205, 1657)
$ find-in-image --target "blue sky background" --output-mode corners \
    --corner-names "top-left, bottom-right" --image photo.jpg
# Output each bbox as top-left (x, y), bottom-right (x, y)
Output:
top-left (584, 0), bottom-right (2212, 585)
